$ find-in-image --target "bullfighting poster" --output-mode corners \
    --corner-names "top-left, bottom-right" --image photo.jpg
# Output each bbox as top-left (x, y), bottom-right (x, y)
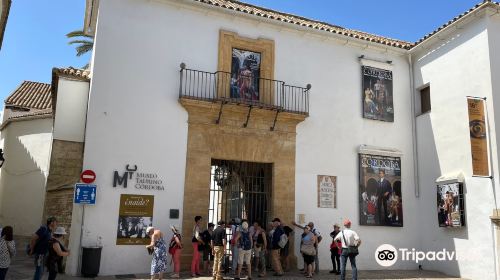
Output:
top-left (117, 194), bottom-right (154, 245)
top-left (359, 154), bottom-right (402, 226)
top-left (362, 66), bottom-right (394, 122)
top-left (437, 182), bottom-right (465, 227)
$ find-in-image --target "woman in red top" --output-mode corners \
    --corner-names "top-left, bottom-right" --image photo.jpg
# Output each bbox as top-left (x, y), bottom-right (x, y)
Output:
top-left (329, 224), bottom-right (341, 275)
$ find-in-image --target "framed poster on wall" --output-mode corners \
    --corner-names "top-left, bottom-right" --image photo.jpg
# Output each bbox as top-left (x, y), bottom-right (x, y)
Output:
top-left (362, 66), bottom-right (394, 122)
top-left (437, 182), bottom-right (465, 227)
top-left (231, 48), bottom-right (261, 101)
top-left (317, 175), bottom-right (337, 208)
top-left (359, 154), bottom-right (402, 226)
top-left (116, 194), bottom-right (154, 245)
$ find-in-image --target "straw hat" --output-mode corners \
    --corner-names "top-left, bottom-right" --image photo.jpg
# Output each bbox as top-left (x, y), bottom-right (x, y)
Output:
top-left (53, 227), bottom-right (67, 235)
top-left (146, 226), bottom-right (155, 235)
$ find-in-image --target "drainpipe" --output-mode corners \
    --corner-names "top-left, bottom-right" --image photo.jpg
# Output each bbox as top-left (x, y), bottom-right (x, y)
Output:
top-left (485, 97), bottom-right (499, 280)
top-left (408, 54), bottom-right (420, 197)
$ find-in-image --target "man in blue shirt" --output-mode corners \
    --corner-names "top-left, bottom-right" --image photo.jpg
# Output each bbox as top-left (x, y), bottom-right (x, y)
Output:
top-left (271, 218), bottom-right (284, 276)
top-left (29, 217), bottom-right (58, 280)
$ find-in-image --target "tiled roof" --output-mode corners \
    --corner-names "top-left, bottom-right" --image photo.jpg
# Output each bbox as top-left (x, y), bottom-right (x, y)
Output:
top-left (414, 1), bottom-right (499, 46)
top-left (193, 0), bottom-right (500, 51)
top-left (52, 67), bottom-right (90, 80)
top-left (193, 0), bottom-right (412, 50)
top-left (5, 109), bottom-right (52, 120)
top-left (5, 81), bottom-right (52, 110)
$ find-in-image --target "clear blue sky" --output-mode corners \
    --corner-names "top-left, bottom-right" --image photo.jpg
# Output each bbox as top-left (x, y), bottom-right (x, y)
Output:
top-left (0, 0), bottom-right (482, 102)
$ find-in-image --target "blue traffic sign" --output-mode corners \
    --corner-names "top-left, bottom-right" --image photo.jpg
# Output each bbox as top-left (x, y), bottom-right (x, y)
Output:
top-left (74, 183), bottom-right (97, 204)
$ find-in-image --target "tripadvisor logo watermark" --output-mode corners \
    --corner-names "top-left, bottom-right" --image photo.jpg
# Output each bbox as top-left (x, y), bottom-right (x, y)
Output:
top-left (375, 244), bottom-right (472, 267)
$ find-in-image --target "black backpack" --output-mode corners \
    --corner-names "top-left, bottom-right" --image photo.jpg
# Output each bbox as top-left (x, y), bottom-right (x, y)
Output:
top-left (240, 231), bottom-right (252, 250)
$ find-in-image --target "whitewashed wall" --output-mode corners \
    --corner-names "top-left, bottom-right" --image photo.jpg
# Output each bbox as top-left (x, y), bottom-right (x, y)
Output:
top-left (53, 78), bottom-right (90, 142)
top-left (412, 14), bottom-right (498, 280)
top-left (76, 0), bottom-right (421, 275)
top-left (0, 118), bottom-right (52, 236)
top-left (487, 13), bottom-right (500, 280)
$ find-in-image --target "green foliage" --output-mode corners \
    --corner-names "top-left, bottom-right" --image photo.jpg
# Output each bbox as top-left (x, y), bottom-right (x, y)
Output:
top-left (66, 30), bottom-right (94, 68)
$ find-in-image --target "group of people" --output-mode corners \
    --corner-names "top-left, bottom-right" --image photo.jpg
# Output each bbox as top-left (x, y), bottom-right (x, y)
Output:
top-left (0, 217), bottom-right (70, 280)
top-left (146, 216), bottom-right (361, 280)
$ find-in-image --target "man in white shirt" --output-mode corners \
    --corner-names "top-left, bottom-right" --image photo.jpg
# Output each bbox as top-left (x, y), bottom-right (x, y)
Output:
top-left (334, 219), bottom-right (361, 280)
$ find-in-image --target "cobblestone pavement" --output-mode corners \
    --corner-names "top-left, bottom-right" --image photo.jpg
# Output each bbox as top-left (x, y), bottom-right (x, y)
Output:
top-left (6, 254), bottom-right (468, 280)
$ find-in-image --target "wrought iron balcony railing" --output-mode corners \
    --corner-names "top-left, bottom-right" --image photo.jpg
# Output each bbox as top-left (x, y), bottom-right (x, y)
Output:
top-left (179, 64), bottom-right (310, 115)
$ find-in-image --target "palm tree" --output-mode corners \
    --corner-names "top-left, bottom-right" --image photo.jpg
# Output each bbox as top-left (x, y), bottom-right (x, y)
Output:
top-left (66, 30), bottom-right (94, 69)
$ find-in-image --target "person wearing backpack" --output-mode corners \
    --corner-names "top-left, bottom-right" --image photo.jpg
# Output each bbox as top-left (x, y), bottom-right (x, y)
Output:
top-left (29, 217), bottom-right (58, 280)
top-left (168, 226), bottom-right (182, 278)
top-left (270, 218), bottom-right (285, 276)
top-left (234, 220), bottom-right (253, 280)
top-left (334, 219), bottom-right (361, 280)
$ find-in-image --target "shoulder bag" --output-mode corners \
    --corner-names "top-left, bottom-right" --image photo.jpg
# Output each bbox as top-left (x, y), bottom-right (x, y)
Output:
top-left (341, 230), bottom-right (359, 256)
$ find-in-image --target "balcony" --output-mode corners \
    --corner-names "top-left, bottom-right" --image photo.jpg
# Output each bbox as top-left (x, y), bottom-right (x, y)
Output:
top-left (179, 64), bottom-right (310, 116)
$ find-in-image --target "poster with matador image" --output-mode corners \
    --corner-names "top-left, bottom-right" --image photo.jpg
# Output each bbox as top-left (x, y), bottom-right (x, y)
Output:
top-left (362, 66), bottom-right (394, 122)
top-left (359, 154), bottom-right (402, 226)
top-left (117, 194), bottom-right (154, 245)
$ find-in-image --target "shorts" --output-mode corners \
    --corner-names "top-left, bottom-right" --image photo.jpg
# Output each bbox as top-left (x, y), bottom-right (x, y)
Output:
top-left (203, 249), bottom-right (213, 261)
top-left (238, 248), bottom-right (252, 264)
top-left (303, 254), bottom-right (315, 265)
top-left (254, 246), bottom-right (262, 254)
top-left (280, 242), bottom-right (289, 257)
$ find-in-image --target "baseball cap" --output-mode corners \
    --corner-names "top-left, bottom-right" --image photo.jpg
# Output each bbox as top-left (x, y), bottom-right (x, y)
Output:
top-left (343, 219), bottom-right (352, 227)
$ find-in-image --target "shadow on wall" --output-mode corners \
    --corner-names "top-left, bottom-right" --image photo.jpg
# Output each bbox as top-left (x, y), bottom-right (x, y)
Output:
top-left (415, 113), bottom-right (467, 277)
top-left (416, 16), bottom-right (487, 68)
top-left (0, 121), bottom-right (52, 236)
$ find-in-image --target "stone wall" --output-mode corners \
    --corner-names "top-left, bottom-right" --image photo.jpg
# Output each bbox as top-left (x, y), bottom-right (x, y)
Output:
top-left (180, 98), bottom-right (306, 269)
top-left (43, 139), bottom-right (84, 249)
top-left (45, 140), bottom-right (84, 191)
top-left (44, 188), bottom-right (74, 245)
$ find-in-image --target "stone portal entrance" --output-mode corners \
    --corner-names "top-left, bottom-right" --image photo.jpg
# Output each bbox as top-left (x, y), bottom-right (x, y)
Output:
top-left (209, 159), bottom-right (272, 227)
top-left (179, 98), bottom-right (306, 269)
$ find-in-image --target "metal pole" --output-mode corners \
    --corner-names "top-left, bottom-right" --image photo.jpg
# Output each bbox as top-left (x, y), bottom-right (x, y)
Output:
top-left (77, 204), bottom-right (85, 276)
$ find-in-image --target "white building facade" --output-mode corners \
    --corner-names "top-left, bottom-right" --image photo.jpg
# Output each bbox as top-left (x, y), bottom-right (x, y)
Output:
top-left (53, 0), bottom-right (500, 279)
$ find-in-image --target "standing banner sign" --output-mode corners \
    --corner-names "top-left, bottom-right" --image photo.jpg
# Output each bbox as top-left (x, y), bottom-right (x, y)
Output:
top-left (317, 175), bottom-right (337, 208)
top-left (359, 154), bottom-right (402, 227)
top-left (116, 194), bottom-right (154, 245)
top-left (467, 98), bottom-right (489, 176)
